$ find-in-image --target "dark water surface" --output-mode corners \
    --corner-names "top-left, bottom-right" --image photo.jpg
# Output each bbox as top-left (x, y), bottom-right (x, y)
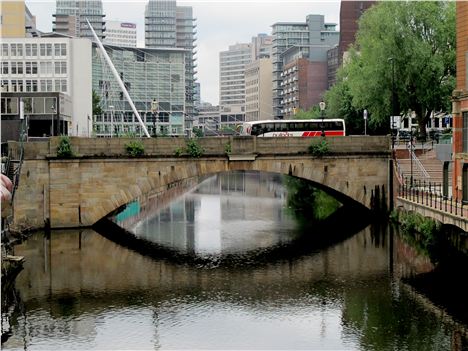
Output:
top-left (2, 172), bottom-right (467, 350)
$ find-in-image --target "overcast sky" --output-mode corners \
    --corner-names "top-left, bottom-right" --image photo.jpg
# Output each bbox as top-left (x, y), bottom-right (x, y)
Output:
top-left (25, 0), bottom-right (341, 105)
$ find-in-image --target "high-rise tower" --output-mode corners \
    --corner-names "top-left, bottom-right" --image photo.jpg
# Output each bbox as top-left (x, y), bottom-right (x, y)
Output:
top-left (145, 0), bottom-right (197, 136)
top-left (53, 0), bottom-right (106, 39)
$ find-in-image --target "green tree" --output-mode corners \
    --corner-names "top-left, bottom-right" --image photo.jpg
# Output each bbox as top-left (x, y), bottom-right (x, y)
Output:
top-left (92, 90), bottom-right (103, 117)
top-left (343, 1), bottom-right (455, 138)
top-left (325, 71), bottom-right (363, 135)
top-left (293, 106), bottom-right (322, 120)
top-left (192, 127), bottom-right (204, 138)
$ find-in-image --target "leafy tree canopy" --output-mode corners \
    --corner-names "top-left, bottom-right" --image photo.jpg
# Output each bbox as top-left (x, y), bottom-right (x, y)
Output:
top-left (339, 1), bottom-right (455, 137)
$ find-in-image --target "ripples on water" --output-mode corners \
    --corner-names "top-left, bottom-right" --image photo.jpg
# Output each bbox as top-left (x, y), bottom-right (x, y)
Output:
top-left (2, 172), bottom-right (467, 350)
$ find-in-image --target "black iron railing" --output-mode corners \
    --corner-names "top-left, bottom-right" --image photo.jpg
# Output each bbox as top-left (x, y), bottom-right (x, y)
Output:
top-left (398, 177), bottom-right (467, 218)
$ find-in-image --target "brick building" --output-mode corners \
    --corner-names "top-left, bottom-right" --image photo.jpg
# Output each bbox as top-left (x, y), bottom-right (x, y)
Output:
top-left (452, 1), bottom-right (468, 201)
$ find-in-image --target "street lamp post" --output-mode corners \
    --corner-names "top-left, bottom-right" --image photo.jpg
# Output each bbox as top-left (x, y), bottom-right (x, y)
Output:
top-left (389, 57), bottom-right (396, 151)
top-left (151, 99), bottom-right (158, 137)
top-left (51, 104), bottom-right (57, 137)
top-left (319, 101), bottom-right (326, 137)
top-left (363, 109), bottom-right (368, 135)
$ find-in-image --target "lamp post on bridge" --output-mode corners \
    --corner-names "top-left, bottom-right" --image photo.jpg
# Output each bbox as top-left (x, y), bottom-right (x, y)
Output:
top-left (151, 99), bottom-right (158, 137)
top-left (388, 57), bottom-right (396, 152)
top-left (319, 100), bottom-right (326, 137)
top-left (363, 109), bottom-right (368, 135)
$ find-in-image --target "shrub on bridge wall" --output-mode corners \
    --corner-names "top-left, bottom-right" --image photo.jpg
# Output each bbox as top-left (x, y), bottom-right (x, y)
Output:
top-left (308, 139), bottom-right (329, 157)
top-left (174, 139), bottom-right (205, 158)
top-left (125, 140), bottom-right (145, 157)
top-left (57, 136), bottom-right (74, 158)
top-left (224, 142), bottom-right (232, 155)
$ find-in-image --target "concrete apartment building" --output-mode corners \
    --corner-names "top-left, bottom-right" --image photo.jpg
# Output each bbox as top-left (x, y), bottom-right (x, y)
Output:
top-left (219, 34), bottom-right (273, 128)
top-left (92, 44), bottom-right (186, 137)
top-left (219, 43), bottom-right (252, 107)
top-left (272, 15), bottom-right (338, 118)
top-left (145, 0), bottom-right (197, 136)
top-left (1, 35), bottom-right (92, 141)
top-left (452, 1), bottom-right (468, 202)
top-left (103, 21), bottom-right (137, 47)
top-left (53, 0), bottom-right (106, 39)
top-left (245, 58), bottom-right (273, 121)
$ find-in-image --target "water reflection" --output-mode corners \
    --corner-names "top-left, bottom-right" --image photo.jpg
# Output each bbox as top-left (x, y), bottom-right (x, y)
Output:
top-left (119, 172), bottom-right (296, 256)
top-left (2, 172), bottom-right (468, 350)
top-left (3, 226), bottom-right (466, 350)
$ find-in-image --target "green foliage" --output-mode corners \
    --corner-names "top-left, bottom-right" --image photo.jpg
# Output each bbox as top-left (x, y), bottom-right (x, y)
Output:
top-left (399, 211), bottom-right (442, 260)
top-left (341, 1), bottom-right (455, 137)
top-left (284, 176), bottom-right (341, 221)
top-left (92, 90), bottom-right (103, 117)
top-left (293, 106), bottom-right (322, 120)
top-left (174, 139), bottom-right (204, 157)
top-left (192, 127), bottom-right (204, 138)
top-left (174, 147), bottom-right (183, 157)
top-left (308, 139), bottom-right (329, 157)
top-left (186, 139), bottom-right (204, 158)
top-left (56, 136), bottom-right (74, 158)
top-left (125, 140), bottom-right (145, 157)
top-left (224, 142), bottom-right (232, 155)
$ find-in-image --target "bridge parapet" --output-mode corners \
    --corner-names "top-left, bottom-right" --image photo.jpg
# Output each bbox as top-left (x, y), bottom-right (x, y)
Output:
top-left (18, 135), bottom-right (390, 160)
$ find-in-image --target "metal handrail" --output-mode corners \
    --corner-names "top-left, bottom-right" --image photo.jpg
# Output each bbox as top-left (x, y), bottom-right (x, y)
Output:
top-left (410, 149), bottom-right (430, 178)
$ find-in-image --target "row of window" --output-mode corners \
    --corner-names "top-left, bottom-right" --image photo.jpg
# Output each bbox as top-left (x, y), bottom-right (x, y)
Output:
top-left (1, 43), bottom-right (67, 58)
top-left (1, 79), bottom-right (67, 93)
top-left (1, 97), bottom-right (57, 115)
top-left (2, 61), bottom-right (67, 76)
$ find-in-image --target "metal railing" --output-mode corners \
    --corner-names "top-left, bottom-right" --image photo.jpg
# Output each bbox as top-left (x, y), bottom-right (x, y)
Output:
top-left (410, 149), bottom-right (430, 178)
top-left (398, 177), bottom-right (467, 218)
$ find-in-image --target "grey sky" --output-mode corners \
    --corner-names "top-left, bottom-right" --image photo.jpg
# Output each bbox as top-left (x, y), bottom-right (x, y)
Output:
top-left (25, 0), bottom-right (340, 105)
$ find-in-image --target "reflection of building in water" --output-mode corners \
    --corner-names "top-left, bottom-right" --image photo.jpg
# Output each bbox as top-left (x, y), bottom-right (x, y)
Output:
top-left (133, 172), bottom-right (294, 255)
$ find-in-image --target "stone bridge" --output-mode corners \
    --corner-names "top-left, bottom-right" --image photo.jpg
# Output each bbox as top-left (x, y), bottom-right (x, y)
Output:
top-left (9, 136), bottom-right (391, 230)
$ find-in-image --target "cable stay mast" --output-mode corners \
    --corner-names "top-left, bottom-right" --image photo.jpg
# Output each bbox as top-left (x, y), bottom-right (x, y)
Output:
top-left (86, 19), bottom-right (151, 138)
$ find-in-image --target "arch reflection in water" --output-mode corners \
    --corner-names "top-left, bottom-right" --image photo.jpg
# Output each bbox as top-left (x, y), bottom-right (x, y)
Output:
top-left (118, 172), bottom-right (300, 256)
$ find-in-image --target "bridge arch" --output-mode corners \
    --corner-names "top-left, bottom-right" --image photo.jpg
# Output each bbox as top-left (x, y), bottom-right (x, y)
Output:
top-left (42, 155), bottom-right (387, 228)
top-left (10, 136), bottom-right (390, 230)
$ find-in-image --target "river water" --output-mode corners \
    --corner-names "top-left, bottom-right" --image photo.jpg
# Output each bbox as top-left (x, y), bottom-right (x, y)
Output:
top-left (2, 171), bottom-right (467, 350)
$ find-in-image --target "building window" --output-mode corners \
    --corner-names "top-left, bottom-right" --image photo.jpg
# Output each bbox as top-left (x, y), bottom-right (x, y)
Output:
top-left (1, 97), bottom-right (19, 114)
top-left (2, 62), bottom-right (8, 75)
top-left (40, 44), bottom-right (46, 57)
top-left (463, 111), bottom-right (468, 153)
top-left (1, 43), bottom-right (8, 57)
top-left (32, 44), bottom-right (37, 57)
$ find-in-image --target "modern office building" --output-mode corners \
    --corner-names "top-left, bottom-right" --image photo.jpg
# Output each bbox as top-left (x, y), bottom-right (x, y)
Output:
top-left (251, 33), bottom-right (273, 60)
top-left (327, 45), bottom-right (339, 88)
top-left (194, 82), bottom-right (201, 106)
top-left (103, 21), bottom-right (137, 47)
top-left (219, 43), bottom-right (251, 107)
top-left (53, 0), bottom-right (106, 40)
top-left (271, 15), bottom-right (339, 118)
top-left (452, 1), bottom-right (468, 202)
top-left (196, 102), bottom-right (220, 136)
top-left (92, 43), bottom-right (187, 137)
top-left (145, 0), bottom-right (197, 136)
top-left (1, 35), bottom-right (92, 141)
top-left (219, 105), bottom-right (245, 133)
top-left (245, 58), bottom-right (273, 121)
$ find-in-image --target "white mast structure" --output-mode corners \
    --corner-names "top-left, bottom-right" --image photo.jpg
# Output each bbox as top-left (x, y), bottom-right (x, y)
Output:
top-left (87, 19), bottom-right (151, 138)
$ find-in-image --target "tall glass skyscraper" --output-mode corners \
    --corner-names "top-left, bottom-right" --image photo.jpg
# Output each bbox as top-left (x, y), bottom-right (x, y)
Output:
top-left (145, 0), bottom-right (197, 136)
top-left (92, 44), bottom-right (187, 137)
top-left (53, 0), bottom-right (106, 40)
